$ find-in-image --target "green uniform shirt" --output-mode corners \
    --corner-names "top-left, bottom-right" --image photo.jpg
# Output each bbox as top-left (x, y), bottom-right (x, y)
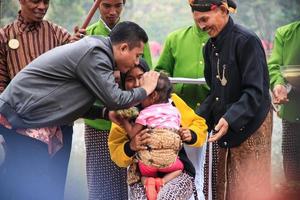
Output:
top-left (85, 19), bottom-right (152, 130)
top-left (268, 21), bottom-right (300, 122)
top-left (155, 25), bottom-right (209, 110)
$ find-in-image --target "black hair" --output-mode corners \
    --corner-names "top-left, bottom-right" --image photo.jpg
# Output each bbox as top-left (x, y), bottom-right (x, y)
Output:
top-left (110, 21), bottom-right (148, 49)
top-left (120, 58), bottom-right (149, 89)
top-left (136, 58), bottom-right (150, 73)
top-left (154, 73), bottom-right (173, 104)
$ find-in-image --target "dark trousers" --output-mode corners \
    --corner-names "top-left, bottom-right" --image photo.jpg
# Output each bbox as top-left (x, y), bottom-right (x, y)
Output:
top-left (0, 125), bottom-right (73, 200)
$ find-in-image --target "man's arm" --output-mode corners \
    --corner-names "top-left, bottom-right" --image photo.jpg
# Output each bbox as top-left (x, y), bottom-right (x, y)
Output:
top-left (76, 47), bottom-right (148, 110)
top-left (268, 29), bottom-right (285, 89)
top-left (268, 29), bottom-right (289, 104)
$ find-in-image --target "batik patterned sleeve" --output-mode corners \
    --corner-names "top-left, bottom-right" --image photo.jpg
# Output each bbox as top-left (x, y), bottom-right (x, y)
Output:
top-left (0, 29), bottom-right (10, 93)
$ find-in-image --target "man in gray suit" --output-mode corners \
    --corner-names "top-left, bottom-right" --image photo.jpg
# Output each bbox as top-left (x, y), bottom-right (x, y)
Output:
top-left (0, 21), bottom-right (159, 200)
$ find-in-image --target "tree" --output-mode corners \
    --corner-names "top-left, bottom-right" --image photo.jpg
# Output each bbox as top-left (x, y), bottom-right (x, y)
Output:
top-left (234, 0), bottom-right (300, 41)
top-left (46, 0), bottom-right (86, 32)
top-left (0, 0), bottom-right (18, 27)
top-left (1, 0), bottom-right (300, 47)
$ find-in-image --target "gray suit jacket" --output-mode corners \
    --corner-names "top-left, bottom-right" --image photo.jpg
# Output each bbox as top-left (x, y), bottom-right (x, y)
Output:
top-left (0, 36), bottom-right (146, 128)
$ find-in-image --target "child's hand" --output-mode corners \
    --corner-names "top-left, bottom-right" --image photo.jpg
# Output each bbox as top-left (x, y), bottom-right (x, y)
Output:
top-left (116, 107), bottom-right (139, 119)
top-left (118, 117), bottom-right (130, 127)
top-left (179, 128), bottom-right (192, 142)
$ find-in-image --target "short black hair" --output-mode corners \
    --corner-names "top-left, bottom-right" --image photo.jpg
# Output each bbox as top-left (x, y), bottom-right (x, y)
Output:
top-left (155, 73), bottom-right (173, 103)
top-left (120, 58), bottom-right (149, 89)
top-left (110, 21), bottom-right (148, 49)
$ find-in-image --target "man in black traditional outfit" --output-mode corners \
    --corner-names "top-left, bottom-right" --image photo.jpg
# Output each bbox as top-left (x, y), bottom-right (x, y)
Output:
top-left (194, 0), bottom-right (273, 199)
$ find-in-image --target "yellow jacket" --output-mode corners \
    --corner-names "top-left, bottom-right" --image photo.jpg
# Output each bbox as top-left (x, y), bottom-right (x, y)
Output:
top-left (108, 93), bottom-right (208, 168)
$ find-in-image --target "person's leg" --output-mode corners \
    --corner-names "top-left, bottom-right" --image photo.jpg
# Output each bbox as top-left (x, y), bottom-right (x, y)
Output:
top-left (157, 172), bottom-right (194, 200)
top-left (158, 158), bottom-right (184, 186)
top-left (282, 120), bottom-right (300, 182)
top-left (184, 142), bottom-right (207, 200)
top-left (138, 161), bottom-right (158, 200)
top-left (226, 111), bottom-right (272, 200)
top-left (48, 125), bottom-right (73, 200)
top-left (158, 158), bottom-right (184, 174)
top-left (129, 182), bottom-right (147, 200)
top-left (129, 173), bottom-right (194, 200)
top-left (0, 125), bottom-right (53, 200)
top-left (161, 170), bottom-right (182, 184)
top-left (84, 125), bottom-right (128, 200)
top-left (203, 140), bottom-right (219, 200)
top-left (138, 160), bottom-right (158, 178)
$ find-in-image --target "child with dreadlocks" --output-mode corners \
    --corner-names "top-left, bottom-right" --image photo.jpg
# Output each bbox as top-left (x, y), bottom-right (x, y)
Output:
top-left (119, 72), bottom-right (184, 200)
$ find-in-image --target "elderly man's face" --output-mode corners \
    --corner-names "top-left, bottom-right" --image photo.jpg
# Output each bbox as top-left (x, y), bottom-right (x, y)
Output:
top-left (193, 6), bottom-right (228, 38)
top-left (19, 0), bottom-right (49, 22)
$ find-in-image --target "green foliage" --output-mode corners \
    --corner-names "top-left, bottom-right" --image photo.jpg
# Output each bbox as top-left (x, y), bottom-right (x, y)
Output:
top-left (46, 0), bottom-right (86, 32)
top-left (233, 0), bottom-right (300, 41)
top-left (0, 0), bottom-right (18, 27)
top-left (122, 0), bottom-right (193, 44)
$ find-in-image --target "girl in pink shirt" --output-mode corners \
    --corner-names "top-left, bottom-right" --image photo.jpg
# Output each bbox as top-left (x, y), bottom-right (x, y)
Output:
top-left (120, 73), bottom-right (184, 200)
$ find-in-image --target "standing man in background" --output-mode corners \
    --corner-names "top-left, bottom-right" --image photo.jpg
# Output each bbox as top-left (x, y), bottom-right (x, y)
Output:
top-left (155, 1), bottom-right (209, 199)
top-left (0, 0), bottom-right (74, 200)
top-left (268, 21), bottom-right (300, 185)
top-left (82, 1), bottom-right (152, 199)
top-left (155, 1), bottom-right (209, 111)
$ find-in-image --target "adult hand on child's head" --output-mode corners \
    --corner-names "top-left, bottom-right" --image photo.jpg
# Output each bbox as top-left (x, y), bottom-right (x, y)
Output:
top-left (129, 129), bottom-right (151, 151)
top-left (179, 128), bottom-right (192, 142)
top-left (140, 71), bottom-right (160, 95)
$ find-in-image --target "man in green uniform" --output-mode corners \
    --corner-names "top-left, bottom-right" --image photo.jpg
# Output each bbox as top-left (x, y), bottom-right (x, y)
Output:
top-left (268, 21), bottom-right (300, 184)
top-left (155, 3), bottom-right (209, 110)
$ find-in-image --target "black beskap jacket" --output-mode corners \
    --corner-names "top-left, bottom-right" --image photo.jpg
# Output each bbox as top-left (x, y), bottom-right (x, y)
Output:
top-left (197, 17), bottom-right (271, 148)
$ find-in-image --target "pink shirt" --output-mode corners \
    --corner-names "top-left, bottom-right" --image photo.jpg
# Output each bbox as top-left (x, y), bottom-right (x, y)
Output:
top-left (135, 102), bottom-right (181, 130)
